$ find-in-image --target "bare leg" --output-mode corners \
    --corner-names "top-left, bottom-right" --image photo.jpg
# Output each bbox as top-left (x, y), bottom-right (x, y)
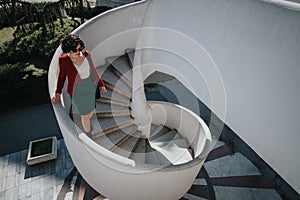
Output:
top-left (87, 110), bottom-right (94, 120)
top-left (81, 110), bottom-right (94, 133)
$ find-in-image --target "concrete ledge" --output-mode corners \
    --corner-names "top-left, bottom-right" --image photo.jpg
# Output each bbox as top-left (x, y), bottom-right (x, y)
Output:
top-left (27, 136), bottom-right (57, 165)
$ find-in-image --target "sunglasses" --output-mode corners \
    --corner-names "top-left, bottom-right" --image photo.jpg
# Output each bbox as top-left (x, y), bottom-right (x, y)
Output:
top-left (72, 46), bottom-right (84, 53)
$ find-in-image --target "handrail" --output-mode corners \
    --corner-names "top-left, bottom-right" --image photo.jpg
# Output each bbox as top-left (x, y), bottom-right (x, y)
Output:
top-left (79, 133), bottom-right (137, 167)
top-left (78, 101), bottom-right (211, 172)
top-left (49, 0), bottom-right (211, 172)
top-left (48, 0), bottom-right (150, 170)
top-left (260, 0), bottom-right (300, 11)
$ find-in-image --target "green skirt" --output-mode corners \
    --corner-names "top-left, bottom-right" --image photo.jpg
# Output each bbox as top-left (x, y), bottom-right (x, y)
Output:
top-left (70, 77), bottom-right (96, 115)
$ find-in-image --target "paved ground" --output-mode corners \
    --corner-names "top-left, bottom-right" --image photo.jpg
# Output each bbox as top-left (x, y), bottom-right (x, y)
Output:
top-left (0, 104), bottom-right (299, 200)
top-left (0, 104), bottom-right (62, 156)
top-left (0, 139), bottom-right (73, 200)
top-left (0, 139), bottom-right (284, 200)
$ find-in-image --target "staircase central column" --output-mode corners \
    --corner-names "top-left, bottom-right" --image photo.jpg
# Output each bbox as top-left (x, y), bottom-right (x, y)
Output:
top-left (131, 59), bottom-right (152, 138)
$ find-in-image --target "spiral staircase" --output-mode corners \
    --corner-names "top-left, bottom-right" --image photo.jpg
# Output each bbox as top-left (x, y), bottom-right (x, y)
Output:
top-left (48, 0), bottom-right (300, 199)
top-left (58, 51), bottom-right (284, 200)
top-left (48, 1), bottom-right (214, 198)
top-left (86, 49), bottom-right (197, 166)
top-left (58, 44), bottom-right (212, 199)
top-left (54, 48), bottom-right (285, 200)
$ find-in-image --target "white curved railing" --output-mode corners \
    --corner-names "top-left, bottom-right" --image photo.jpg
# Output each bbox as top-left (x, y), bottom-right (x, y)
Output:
top-left (49, 0), bottom-right (300, 197)
top-left (51, 102), bottom-right (210, 199)
top-left (261, 0), bottom-right (300, 11)
top-left (73, 0), bottom-right (148, 66)
top-left (149, 101), bottom-right (211, 159)
top-left (48, 0), bottom-right (148, 170)
top-left (48, 1), bottom-right (212, 199)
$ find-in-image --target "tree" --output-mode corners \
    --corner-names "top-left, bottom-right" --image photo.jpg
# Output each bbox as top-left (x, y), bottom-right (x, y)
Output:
top-left (0, 0), bottom-right (92, 38)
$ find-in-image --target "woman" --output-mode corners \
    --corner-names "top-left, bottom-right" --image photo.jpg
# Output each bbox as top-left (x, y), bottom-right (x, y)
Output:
top-left (51, 34), bottom-right (107, 134)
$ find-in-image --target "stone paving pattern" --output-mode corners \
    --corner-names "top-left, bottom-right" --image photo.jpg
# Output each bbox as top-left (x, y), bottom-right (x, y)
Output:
top-left (0, 140), bottom-right (73, 200)
top-left (0, 138), bottom-right (296, 200)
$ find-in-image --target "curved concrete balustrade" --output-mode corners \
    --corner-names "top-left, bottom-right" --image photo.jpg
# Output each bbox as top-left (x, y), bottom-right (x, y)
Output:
top-left (76, 101), bottom-right (211, 199)
top-left (149, 101), bottom-right (211, 159)
top-left (49, 90), bottom-right (211, 200)
top-left (48, 0), bottom-right (300, 197)
top-left (49, 72), bottom-right (211, 199)
top-left (48, 2), bottom-right (212, 199)
top-left (71, 1), bottom-right (148, 67)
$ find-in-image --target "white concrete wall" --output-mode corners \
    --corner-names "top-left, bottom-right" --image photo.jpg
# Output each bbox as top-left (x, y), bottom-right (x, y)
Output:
top-left (72, 1), bottom-right (147, 67)
top-left (138, 0), bottom-right (300, 193)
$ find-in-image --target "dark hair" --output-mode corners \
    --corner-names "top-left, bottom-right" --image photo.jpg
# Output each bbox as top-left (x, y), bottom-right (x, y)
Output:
top-left (61, 34), bottom-right (85, 53)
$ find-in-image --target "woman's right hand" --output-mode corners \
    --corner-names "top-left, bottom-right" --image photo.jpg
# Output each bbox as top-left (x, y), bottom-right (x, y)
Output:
top-left (51, 93), bottom-right (61, 104)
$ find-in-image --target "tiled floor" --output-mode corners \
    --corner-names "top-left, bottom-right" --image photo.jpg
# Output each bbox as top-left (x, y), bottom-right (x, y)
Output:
top-left (0, 138), bottom-right (287, 200)
top-left (0, 140), bottom-right (73, 200)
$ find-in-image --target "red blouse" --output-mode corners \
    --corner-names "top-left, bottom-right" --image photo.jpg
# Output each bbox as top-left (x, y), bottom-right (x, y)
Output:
top-left (55, 50), bottom-right (105, 95)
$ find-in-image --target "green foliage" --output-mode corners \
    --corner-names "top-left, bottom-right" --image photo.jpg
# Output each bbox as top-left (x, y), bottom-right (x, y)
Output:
top-left (0, 62), bottom-right (47, 89)
top-left (0, 63), bottom-right (24, 87)
top-left (0, 62), bottom-right (49, 112)
top-left (0, 18), bottom-right (75, 65)
top-left (0, 18), bottom-right (75, 112)
top-left (0, 27), bottom-right (14, 45)
top-left (1, 1), bottom-right (60, 30)
top-left (0, 2), bottom-right (111, 112)
top-left (23, 64), bottom-right (47, 79)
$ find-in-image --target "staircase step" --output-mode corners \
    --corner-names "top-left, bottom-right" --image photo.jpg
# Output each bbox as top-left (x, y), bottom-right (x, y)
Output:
top-left (126, 49), bottom-right (135, 68)
top-left (95, 100), bottom-right (131, 118)
top-left (152, 138), bottom-right (190, 149)
top-left (129, 138), bottom-right (146, 163)
top-left (151, 129), bottom-right (178, 143)
top-left (96, 96), bottom-right (130, 107)
top-left (96, 110), bottom-right (131, 118)
top-left (107, 55), bottom-right (132, 83)
top-left (104, 81), bottom-right (132, 99)
top-left (110, 126), bottom-right (138, 151)
top-left (94, 124), bottom-right (136, 150)
top-left (94, 128), bottom-right (127, 150)
top-left (101, 86), bottom-right (131, 102)
top-left (95, 101), bottom-right (129, 112)
top-left (112, 132), bottom-right (141, 158)
top-left (96, 116), bottom-right (132, 130)
top-left (149, 125), bottom-right (171, 141)
top-left (93, 118), bottom-right (134, 139)
top-left (111, 67), bottom-right (132, 88)
top-left (153, 151), bottom-right (172, 166)
top-left (102, 67), bottom-right (131, 93)
top-left (145, 140), bottom-right (161, 165)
